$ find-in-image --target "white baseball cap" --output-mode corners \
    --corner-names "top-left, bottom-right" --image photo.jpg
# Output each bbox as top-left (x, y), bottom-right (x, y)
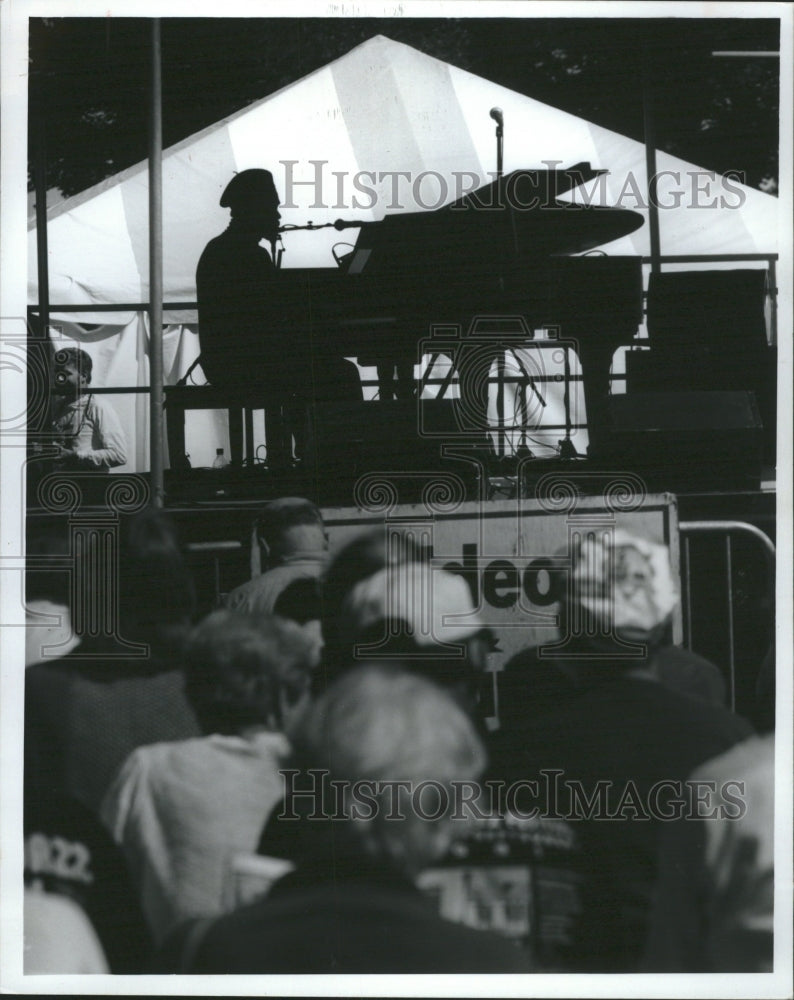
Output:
top-left (340, 563), bottom-right (485, 648)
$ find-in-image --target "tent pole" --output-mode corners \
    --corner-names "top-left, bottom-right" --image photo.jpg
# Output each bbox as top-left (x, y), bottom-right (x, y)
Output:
top-left (148, 18), bottom-right (165, 508)
top-left (642, 47), bottom-right (661, 274)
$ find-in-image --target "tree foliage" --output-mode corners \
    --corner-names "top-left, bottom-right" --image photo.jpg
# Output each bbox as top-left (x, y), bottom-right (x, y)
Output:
top-left (29, 17), bottom-right (780, 198)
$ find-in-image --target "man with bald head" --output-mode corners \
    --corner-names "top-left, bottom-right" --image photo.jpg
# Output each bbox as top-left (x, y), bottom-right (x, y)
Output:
top-left (224, 497), bottom-right (328, 620)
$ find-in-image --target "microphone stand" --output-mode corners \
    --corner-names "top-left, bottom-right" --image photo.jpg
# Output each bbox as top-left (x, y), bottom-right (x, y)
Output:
top-left (494, 119), bottom-right (503, 180)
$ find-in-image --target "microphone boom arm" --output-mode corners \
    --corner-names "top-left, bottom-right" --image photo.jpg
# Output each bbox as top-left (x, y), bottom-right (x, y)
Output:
top-left (278, 218), bottom-right (369, 233)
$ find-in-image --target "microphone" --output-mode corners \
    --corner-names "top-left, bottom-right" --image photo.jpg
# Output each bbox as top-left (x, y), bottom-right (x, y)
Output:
top-left (489, 107), bottom-right (504, 128)
top-left (333, 218), bottom-right (369, 230)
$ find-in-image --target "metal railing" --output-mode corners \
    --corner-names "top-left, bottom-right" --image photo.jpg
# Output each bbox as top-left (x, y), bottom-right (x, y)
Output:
top-left (26, 250), bottom-right (779, 477)
top-left (679, 520), bottom-right (775, 711)
top-left (185, 520), bottom-right (777, 720)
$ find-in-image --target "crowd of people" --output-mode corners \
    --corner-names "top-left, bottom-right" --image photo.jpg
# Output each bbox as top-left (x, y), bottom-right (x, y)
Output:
top-left (23, 499), bottom-right (775, 975)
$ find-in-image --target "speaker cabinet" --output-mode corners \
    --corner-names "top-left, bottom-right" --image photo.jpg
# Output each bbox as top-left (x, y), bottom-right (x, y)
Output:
top-left (645, 269), bottom-right (769, 393)
top-left (601, 391), bottom-right (763, 492)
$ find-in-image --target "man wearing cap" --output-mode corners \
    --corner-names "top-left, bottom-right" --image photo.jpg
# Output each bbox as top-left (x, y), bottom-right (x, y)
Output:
top-left (196, 169), bottom-right (304, 465)
top-left (489, 529), bottom-right (754, 973)
top-left (334, 561), bottom-right (495, 710)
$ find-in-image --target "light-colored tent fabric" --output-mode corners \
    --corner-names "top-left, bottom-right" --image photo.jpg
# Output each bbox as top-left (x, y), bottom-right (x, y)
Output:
top-left (28, 34), bottom-right (778, 470)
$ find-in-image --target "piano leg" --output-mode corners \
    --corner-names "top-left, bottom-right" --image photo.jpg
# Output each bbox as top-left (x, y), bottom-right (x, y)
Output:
top-left (228, 407), bottom-right (244, 466)
top-left (165, 399), bottom-right (190, 471)
top-left (377, 363), bottom-right (395, 401)
top-left (376, 360), bottom-right (417, 401)
top-left (395, 362), bottom-right (416, 400)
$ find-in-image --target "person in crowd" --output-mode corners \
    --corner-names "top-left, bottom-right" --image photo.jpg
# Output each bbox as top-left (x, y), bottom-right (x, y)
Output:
top-left (196, 168), bottom-right (305, 467)
top-left (501, 527), bottom-right (727, 707)
top-left (24, 532), bottom-right (80, 667)
top-left (25, 509), bottom-right (200, 819)
top-left (642, 732), bottom-right (774, 972)
top-left (334, 560), bottom-right (495, 711)
top-left (272, 576), bottom-right (324, 668)
top-left (224, 497), bottom-right (328, 617)
top-left (488, 528), bottom-right (755, 972)
top-left (316, 526), bottom-right (424, 683)
top-left (24, 509), bottom-right (201, 971)
top-left (154, 666), bottom-right (534, 974)
top-left (100, 610), bottom-right (316, 946)
top-left (48, 346), bottom-right (127, 471)
top-left (24, 888), bottom-right (109, 975)
top-left (257, 558), bottom-right (495, 862)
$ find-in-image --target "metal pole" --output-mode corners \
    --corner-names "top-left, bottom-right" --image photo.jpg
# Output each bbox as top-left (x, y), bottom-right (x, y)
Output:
top-left (33, 118), bottom-right (50, 340)
top-left (683, 534), bottom-right (692, 649)
top-left (149, 19), bottom-right (164, 508)
top-left (725, 535), bottom-right (736, 711)
top-left (641, 47), bottom-right (661, 275)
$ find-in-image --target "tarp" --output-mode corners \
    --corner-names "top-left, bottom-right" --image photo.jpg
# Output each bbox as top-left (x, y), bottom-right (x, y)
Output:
top-left (28, 34), bottom-right (779, 470)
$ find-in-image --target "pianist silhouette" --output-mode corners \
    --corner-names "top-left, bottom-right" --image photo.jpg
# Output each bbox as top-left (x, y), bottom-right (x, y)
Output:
top-left (196, 168), bottom-right (304, 467)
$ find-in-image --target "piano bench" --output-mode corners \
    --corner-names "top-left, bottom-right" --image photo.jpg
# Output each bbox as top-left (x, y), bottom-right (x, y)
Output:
top-left (164, 385), bottom-right (267, 468)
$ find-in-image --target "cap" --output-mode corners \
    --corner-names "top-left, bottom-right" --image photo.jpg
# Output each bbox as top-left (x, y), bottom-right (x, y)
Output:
top-left (220, 168), bottom-right (278, 209)
top-left (341, 563), bottom-right (485, 648)
top-left (566, 528), bottom-right (679, 637)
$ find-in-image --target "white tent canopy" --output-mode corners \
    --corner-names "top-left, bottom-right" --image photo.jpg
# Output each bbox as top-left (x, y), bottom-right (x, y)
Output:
top-left (28, 34), bottom-right (778, 470)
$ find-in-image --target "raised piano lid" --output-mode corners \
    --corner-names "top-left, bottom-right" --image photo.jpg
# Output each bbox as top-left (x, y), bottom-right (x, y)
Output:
top-left (449, 162), bottom-right (607, 209)
top-left (347, 163), bottom-right (644, 274)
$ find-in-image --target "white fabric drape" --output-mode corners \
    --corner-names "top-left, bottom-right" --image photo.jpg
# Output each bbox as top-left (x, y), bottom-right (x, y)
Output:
top-left (50, 319), bottom-right (594, 472)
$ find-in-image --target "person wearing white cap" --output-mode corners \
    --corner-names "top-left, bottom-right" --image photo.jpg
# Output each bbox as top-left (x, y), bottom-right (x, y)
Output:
top-left (488, 528), bottom-right (754, 973)
top-left (335, 561), bottom-right (496, 710)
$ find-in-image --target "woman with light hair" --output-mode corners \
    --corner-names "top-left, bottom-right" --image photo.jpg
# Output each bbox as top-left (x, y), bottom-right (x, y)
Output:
top-left (291, 665), bottom-right (488, 878)
top-left (155, 666), bottom-right (534, 974)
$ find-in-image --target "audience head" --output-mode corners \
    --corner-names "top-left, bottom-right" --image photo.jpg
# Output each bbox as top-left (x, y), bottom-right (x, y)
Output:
top-left (319, 527), bottom-right (423, 674)
top-left (331, 562), bottom-right (492, 709)
top-left (118, 509), bottom-right (197, 649)
top-left (291, 665), bottom-right (487, 878)
top-left (184, 609), bottom-right (315, 737)
top-left (25, 529), bottom-right (79, 665)
top-left (554, 528), bottom-right (679, 665)
top-left (254, 497), bottom-right (327, 567)
top-left (273, 577), bottom-right (324, 668)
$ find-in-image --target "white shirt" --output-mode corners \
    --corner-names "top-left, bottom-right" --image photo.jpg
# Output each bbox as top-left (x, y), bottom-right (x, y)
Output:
top-left (101, 731), bottom-right (290, 944)
top-left (52, 393), bottom-right (127, 468)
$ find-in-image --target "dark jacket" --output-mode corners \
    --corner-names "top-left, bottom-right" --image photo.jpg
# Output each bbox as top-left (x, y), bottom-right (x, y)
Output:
top-left (489, 657), bottom-right (754, 972)
top-left (155, 863), bottom-right (535, 974)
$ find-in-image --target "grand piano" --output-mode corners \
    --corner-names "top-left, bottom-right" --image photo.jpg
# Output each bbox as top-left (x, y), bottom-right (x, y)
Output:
top-left (276, 162), bottom-right (645, 454)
